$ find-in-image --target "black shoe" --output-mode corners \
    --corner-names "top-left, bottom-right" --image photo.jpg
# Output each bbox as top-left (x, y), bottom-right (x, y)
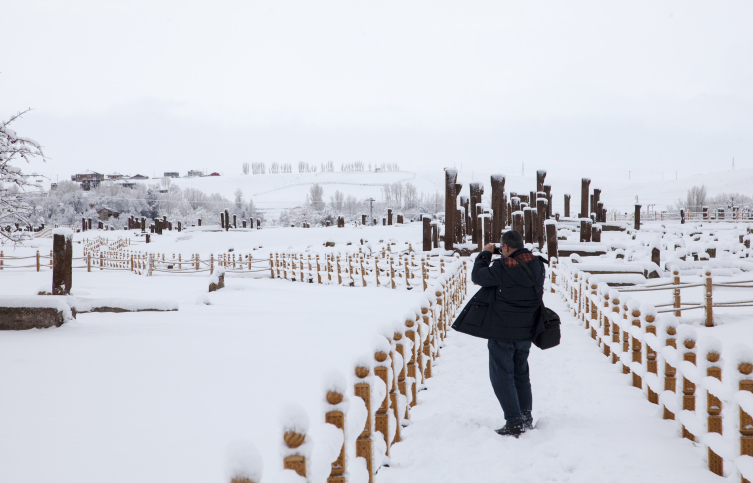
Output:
top-left (521, 411), bottom-right (534, 431)
top-left (495, 422), bottom-right (526, 438)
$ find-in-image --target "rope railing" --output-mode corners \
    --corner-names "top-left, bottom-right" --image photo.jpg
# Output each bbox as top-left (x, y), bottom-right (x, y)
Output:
top-left (554, 260), bottom-right (753, 482)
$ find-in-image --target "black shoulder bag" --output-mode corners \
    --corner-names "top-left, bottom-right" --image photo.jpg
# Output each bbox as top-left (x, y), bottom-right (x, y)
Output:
top-left (514, 256), bottom-right (561, 350)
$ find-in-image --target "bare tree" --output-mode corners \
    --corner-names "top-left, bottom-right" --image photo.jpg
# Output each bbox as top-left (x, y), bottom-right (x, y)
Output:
top-left (307, 183), bottom-right (324, 210)
top-left (1, 109), bottom-right (47, 243)
top-left (242, 162), bottom-right (249, 175)
top-left (676, 185), bottom-right (708, 213)
top-left (330, 190), bottom-right (344, 212)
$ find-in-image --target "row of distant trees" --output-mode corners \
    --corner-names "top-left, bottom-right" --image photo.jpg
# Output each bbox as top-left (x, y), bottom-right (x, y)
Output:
top-left (242, 161), bottom-right (399, 175)
top-left (675, 185), bottom-right (752, 213)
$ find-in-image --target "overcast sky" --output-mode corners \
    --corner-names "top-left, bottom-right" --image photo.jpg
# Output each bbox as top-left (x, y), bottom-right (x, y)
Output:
top-left (4, 0), bottom-right (752, 182)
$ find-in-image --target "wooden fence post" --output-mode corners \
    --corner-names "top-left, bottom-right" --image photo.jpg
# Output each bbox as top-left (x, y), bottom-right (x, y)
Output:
top-left (673, 267), bottom-right (681, 317)
top-left (663, 323), bottom-right (677, 420)
top-left (282, 428), bottom-right (307, 478)
top-left (681, 331), bottom-right (697, 441)
top-left (354, 365), bottom-right (373, 483)
top-left (645, 310), bottom-right (658, 403)
top-left (611, 295), bottom-right (621, 364)
top-left (704, 269), bottom-right (714, 327)
top-left (706, 345), bottom-right (723, 476)
top-left (374, 348), bottom-right (391, 455)
top-left (740, 361), bottom-right (753, 483)
top-left (325, 387), bottom-right (346, 483)
top-left (631, 305), bottom-right (642, 388)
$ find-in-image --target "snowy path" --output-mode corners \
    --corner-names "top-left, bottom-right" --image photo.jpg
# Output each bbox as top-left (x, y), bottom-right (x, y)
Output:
top-left (376, 291), bottom-right (722, 483)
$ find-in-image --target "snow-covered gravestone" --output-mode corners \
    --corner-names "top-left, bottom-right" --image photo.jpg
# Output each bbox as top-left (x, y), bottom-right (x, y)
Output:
top-left (52, 228), bottom-right (73, 295)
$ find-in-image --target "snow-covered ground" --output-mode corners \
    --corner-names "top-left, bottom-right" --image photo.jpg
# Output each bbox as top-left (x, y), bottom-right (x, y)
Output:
top-left (377, 293), bottom-right (722, 483)
top-left (0, 269), bottom-right (423, 483)
top-left (1, 218), bottom-right (751, 482)
top-left (127, 167), bottom-right (753, 216)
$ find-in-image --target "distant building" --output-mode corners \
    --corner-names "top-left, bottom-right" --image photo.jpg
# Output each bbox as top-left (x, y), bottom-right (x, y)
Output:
top-left (50, 183), bottom-right (58, 191)
top-left (116, 180), bottom-right (137, 189)
top-left (130, 174), bottom-right (149, 180)
top-left (158, 189), bottom-right (168, 194)
top-left (71, 171), bottom-right (104, 191)
top-left (164, 172), bottom-right (180, 178)
top-left (97, 208), bottom-right (119, 221)
top-left (210, 172), bottom-right (220, 176)
top-left (187, 170), bottom-right (203, 177)
top-left (107, 173), bottom-right (125, 179)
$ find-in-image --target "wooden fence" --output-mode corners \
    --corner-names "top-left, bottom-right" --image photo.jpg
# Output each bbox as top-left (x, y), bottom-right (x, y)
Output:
top-left (233, 258), bottom-right (468, 483)
top-left (555, 259), bottom-right (753, 482)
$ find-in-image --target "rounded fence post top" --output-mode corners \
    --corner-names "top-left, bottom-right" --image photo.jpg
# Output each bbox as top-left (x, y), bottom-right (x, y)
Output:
top-left (374, 351), bottom-right (388, 363)
top-left (739, 363), bottom-right (753, 375)
top-left (405, 319), bottom-right (414, 327)
top-left (355, 366), bottom-right (370, 378)
top-left (706, 352), bottom-right (721, 363)
top-left (683, 339), bottom-right (696, 350)
top-left (666, 327), bottom-right (677, 336)
top-left (326, 391), bottom-right (344, 405)
top-left (645, 315), bottom-right (656, 323)
top-left (283, 431), bottom-right (306, 449)
top-left (631, 310), bottom-right (641, 317)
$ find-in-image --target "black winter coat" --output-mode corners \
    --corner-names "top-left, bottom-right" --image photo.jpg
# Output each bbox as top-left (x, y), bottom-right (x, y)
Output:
top-left (452, 248), bottom-right (546, 341)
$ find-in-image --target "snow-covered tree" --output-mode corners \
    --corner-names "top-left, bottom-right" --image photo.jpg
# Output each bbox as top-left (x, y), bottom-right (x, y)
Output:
top-left (1, 110), bottom-right (47, 243)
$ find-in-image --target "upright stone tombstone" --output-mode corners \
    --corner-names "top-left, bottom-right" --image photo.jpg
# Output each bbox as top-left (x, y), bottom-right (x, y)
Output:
top-left (536, 198), bottom-right (547, 249)
top-left (536, 170), bottom-right (546, 193)
top-left (52, 229), bottom-right (73, 295)
top-left (422, 216), bottom-right (432, 251)
top-left (388, 209), bottom-right (393, 225)
top-left (635, 204), bottom-right (642, 230)
top-left (225, 210), bottom-right (230, 231)
top-left (523, 207), bottom-right (533, 244)
top-left (580, 178), bottom-right (591, 218)
top-left (469, 182), bottom-right (484, 245)
top-left (545, 221), bottom-right (558, 259)
top-left (491, 174), bottom-right (506, 245)
top-left (444, 169), bottom-right (459, 250)
top-left (543, 185), bottom-right (552, 218)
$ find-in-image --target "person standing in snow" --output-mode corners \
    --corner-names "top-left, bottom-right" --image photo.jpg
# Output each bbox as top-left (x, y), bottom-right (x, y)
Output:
top-left (457, 229), bottom-right (546, 437)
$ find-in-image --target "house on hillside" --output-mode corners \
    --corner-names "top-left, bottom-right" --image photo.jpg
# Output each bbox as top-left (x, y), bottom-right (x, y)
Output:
top-left (164, 172), bottom-right (179, 178)
top-left (97, 208), bottom-right (120, 221)
top-left (187, 170), bottom-right (203, 177)
top-left (107, 173), bottom-right (125, 180)
top-left (209, 172), bottom-right (220, 176)
top-left (130, 174), bottom-right (149, 180)
top-left (71, 171), bottom-right (105, 191)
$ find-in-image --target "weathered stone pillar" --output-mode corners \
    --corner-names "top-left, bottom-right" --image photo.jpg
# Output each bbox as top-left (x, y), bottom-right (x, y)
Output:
top-left (580, 218), bottom-right (592, 243)
top-left (444, 169), bottom-right (458, 250)
top-left (388, 209), bottom-right (393, 225)
top-left (545, 222), bottom-right (558, 259)
top-left (564, 194), bottom-right (571, 218)
top-left (469, 182), bottom-right (483, 245)
top-left (225, 210), bottom-right (230, 231)
top-left (523, 207), bottom-right (533, 244)
top-left (513, 211), bottom-right (524, 236)
top-left (491, 175), bottom-right (505, 244)
top-left (52, 231), bottom-right (72, 295)
top-left (536, 170), bottom-right (546, 193)
top-left (536, 197), bottom-right (547, 250)
top-left (635, 204), bottom-right (642, 230)
top-left (543, 184), bottom-right (552, 218)
top-left (580, 178), bottom-right (591, 218)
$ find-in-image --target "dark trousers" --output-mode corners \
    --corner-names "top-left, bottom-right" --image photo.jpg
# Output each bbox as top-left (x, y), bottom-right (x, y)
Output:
top-left (488, 339), bottom-right (532, 425)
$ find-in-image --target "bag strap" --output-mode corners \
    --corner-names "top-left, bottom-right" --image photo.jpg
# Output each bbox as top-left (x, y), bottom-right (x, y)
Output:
top-left (514, 255), bottom-right (546, 310)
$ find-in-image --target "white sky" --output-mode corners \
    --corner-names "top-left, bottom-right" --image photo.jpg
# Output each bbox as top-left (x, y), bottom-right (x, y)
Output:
top-left (3, 0), bottom-right (753, 182)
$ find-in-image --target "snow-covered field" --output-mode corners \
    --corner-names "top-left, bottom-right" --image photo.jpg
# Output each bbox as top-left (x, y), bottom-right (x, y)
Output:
top-left (1, 218), bottom-right (752, 482)
top-left (129, 167), bottom-right (753, 215)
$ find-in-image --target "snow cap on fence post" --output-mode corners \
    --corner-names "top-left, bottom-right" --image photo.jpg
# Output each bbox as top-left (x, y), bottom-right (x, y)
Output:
top-left (225, 440), bottom-right (263, 483)
top-left (322, 369), bottom-right (348, 483)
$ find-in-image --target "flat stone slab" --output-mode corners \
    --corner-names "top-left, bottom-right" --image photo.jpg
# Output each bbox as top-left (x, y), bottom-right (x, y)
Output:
top-left (0, 296), bottom-right (74, 330)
